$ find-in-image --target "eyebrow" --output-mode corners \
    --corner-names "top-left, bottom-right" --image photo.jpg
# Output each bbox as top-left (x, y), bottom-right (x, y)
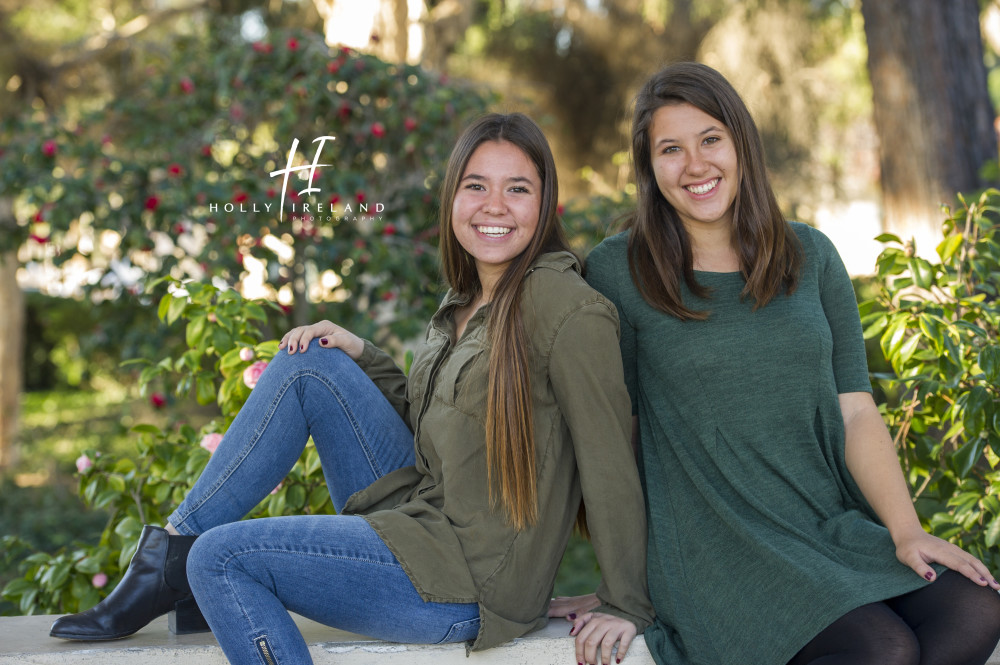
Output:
top-left (460, 173), bottom-right (536, 184)
top-left (654, 125), bottom-right (725, 148)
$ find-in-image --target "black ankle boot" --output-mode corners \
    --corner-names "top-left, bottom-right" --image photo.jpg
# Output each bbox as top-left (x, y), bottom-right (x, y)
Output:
top-left (49, 525), bottom-right (210, 640)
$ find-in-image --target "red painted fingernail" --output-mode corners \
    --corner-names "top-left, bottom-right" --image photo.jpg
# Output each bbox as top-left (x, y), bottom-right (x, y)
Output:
top-left (320, 338), bottom-right (328, 345)
top-left (924, 571), bottom-right (934, 581)
top-left (617, 660), bottom-right (622, 664)
top-left (568, 613), bottom-right (576, 620)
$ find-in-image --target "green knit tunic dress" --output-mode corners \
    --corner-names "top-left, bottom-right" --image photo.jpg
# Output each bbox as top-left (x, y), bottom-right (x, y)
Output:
top-left (585, 223), bottom-right (931, 665)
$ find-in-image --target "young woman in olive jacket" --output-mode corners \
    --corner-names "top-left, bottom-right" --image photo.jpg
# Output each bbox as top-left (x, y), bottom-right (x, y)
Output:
top-left (50, 112), bottom-right (654, 665)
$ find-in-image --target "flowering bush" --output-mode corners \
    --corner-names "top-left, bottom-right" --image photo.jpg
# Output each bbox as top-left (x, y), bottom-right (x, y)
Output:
top-left (1, 281), bottom-right (332, 615)
top-left (1, 23), bottom-right (495, 351)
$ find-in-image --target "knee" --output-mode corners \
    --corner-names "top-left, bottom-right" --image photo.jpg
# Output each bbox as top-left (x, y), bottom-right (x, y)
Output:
top-left (186, 527), bottom-right (228, 591)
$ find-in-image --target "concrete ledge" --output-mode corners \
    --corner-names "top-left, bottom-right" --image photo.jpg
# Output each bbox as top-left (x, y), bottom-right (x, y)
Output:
top-left (0, 614), bottom-right (653, 664)
top-left (4, 613), bottom-right (1000, 664)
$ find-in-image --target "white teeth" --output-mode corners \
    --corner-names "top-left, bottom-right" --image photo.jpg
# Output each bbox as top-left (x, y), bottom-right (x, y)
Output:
top-left (477, 226), bottom-right (512, 237)
top-left (686, 179), bottom-right (719, 195)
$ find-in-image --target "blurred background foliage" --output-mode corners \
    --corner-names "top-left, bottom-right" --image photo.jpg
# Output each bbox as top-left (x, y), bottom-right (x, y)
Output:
top-left (1, 0), bottom-right (999, 617)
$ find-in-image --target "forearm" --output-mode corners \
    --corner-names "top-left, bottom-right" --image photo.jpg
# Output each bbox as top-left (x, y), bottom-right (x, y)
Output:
top-left (841, 392), bottom-right (923, 542)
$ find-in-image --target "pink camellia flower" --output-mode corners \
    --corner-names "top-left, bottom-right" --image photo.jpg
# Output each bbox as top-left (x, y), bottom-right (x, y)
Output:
top-left (200, 433), bottom-right (223, 454)
top-left (180, 77), bottom-right (195, 94)
top-left (168, 163), bottom-right (183, 177)
top-left (233, 191), bottom-right (248, 203)
top-left (239, 347), bottom-right (255, 362)
top-left (370, 122), bottom-right (386, 138)
top-left (356, 191), bottom-right (366, 203)
top-left (144, 196), bottom-right (160, 211)
top-left (150, 392), bottom-right (167, 409)
top-left (403, 117), bottom-right (417, 132)
top-left (287, 37), bottom-right (299, 51)
top-left (382, 223), bottom-right (396, 236)
top-left (252, 41), bottom-right (272, 54)
top-left (92, 572), bottom-right (108, 589)
top-left (75, 454), bottom-right (93, 473)
top-left (243, 361), bottom-right (268, 389)
top-left (42, 140), bottom-right (57, 156)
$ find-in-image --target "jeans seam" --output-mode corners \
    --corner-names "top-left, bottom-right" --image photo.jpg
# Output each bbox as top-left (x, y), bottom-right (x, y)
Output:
top-left (300, 368), bottom-right (384, 478)
top-left (174, 366), bottom-right (383, 530)
top-left (222, 549), bottom-right (405, 644)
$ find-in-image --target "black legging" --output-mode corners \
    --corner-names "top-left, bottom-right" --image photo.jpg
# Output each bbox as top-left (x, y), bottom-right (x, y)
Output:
top-left (787, 570), bottom-right (1000, 665)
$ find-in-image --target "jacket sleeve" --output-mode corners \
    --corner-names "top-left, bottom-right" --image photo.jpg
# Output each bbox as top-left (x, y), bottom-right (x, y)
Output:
top-left (547, 300), bottom-right (655, 632)
top-left (355, 339), bottom-right (409, 423)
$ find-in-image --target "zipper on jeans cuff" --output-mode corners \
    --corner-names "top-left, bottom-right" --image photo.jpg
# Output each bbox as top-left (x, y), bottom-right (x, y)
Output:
top-left (255, 635), bottom-right (278, 665)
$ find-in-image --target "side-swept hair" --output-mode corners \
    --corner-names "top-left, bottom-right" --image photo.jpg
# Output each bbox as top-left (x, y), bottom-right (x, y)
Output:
top-left (628, 62), bottom-right (801, 319)
top-left (439, 112), bottom-right (571, 531)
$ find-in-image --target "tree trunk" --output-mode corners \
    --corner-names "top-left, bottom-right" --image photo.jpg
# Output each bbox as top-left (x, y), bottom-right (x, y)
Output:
top-left (0, 197), bottom-right (24, 470)
top-left (861, 0), bottom-right (997, 256)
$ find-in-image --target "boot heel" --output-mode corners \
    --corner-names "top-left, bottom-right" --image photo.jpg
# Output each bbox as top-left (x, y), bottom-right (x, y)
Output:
top-left (168, 596), bottom-right (210, 635)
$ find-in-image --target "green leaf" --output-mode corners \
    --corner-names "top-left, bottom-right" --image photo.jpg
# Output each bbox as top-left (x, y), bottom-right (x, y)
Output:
top-left (157, 293), bottom-right (173, 323)
top-left (986, 516), bottom-right (1000, 548)
top-left (861, 312), bottom-right (888, 340)
top-left (979, 347), bottom-right (1000, 383)
top-left (874, 233), bottom-right (903, 245)
top-left (951, 438), bottom-right (987, 479)
top-left (166, 295), bottom-right (188, 325)
top-left (908, 257), bottom-right (935, 290)
top-left (937, 233), bottom-right (965, 264)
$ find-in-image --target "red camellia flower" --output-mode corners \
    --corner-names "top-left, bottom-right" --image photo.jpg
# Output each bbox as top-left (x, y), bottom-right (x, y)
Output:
top-left (233, 191), bottom-right (249, 203)
top-left (381, 291), bottom-right (395, 301)
top-left (42, 140), bottom-right (57, 157)
top-left (267, 187), bottom-right (276, 198)
top-left (29, 234), bottom-right (49, 244)
top-left (370, 122), bottom-right (386, 138)
top-left (168, 163), bottom-right (183, 177)
top-left (353, 239), bottom-right (365, 249)
top-left (252, 41), bottom-right (272, 53)
top-left (338, 103), bottom-right (351, 120)
top-left (201, 145), bottom-right (213, 157)
top-left (557, 203), bottom-right (566, 216)
top-left (180, 77), bottom-right (195, 94)
top-left (150, 392), bottom-right (167, 409)
top-left (382, 223), bottom-right (396, 236)
top-left (404, 117), bottom-right (417, 132)
top-left (329, 194), bottom-right (340, 205)
top-left (287, 37), bottom-right (299, 51)
top-left (144, 196), bottom-right (160, 211)
top-left (356, 191), bottom-right (366, 203)
top-left (327, 60), bottom-right (340, 74)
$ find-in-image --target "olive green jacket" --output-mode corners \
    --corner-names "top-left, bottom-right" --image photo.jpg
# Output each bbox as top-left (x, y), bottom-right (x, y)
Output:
top-left (342, 251), bottom-right (654, 651)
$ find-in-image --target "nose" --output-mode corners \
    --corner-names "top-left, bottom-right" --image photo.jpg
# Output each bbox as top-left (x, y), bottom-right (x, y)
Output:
top-left (483, 188), bottom-right (506, 214)
top-left (686, 149), bottom-right (709, 175)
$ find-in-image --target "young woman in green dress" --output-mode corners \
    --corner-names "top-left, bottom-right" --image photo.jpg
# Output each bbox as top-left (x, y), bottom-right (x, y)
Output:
top-left (551, 62), bottom-right (1000, 665)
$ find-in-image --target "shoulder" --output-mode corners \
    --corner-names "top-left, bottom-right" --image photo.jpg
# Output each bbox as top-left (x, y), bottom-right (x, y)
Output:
top-left (789, 221), bottom-right (837, 261)
top-left (585, 230), bottom-right (630, 270)
top-left (523, 251), bottom-right (620, 339)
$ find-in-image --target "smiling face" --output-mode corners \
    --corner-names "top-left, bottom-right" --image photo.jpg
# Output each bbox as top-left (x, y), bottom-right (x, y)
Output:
top-left (649, 102), bottom-right (739, 234)
top-left (451, 139), bottom-right (542, 291)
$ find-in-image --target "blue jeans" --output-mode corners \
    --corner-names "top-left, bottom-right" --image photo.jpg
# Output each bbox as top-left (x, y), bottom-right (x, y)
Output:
top-left (168, 344), bottom-right (480, 664)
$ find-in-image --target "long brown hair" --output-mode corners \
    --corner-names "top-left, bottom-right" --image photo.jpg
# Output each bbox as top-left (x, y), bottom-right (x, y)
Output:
top-left (439, 112), bottom-right (570, 530)
top-left (628, 62), bottom-right (801, 319)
